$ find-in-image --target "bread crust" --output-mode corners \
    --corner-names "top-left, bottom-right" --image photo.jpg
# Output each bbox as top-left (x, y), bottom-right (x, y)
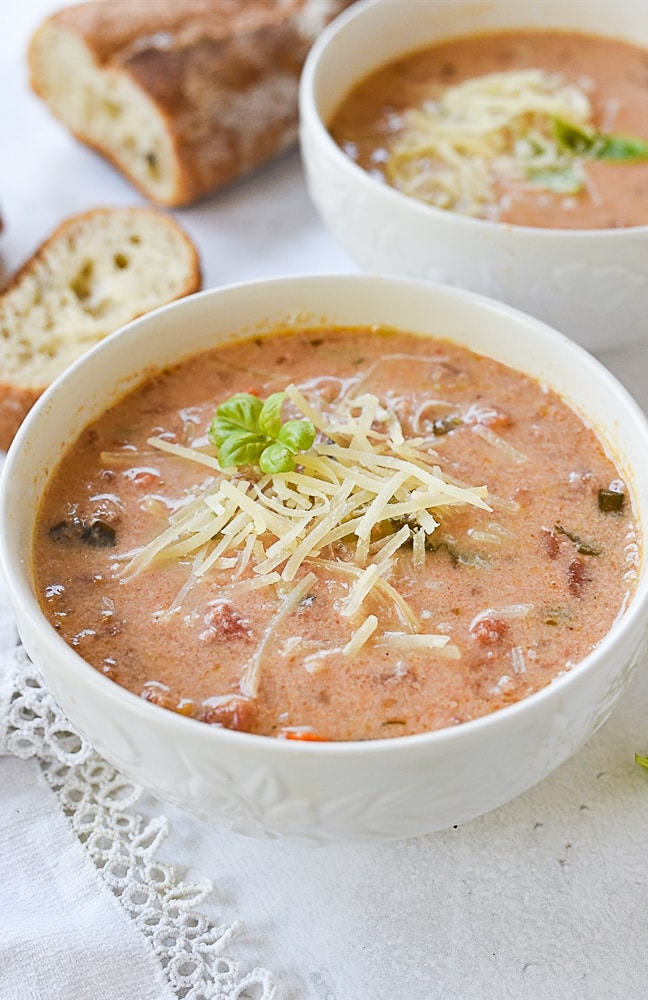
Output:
top-left (0, 384), bottom-right (40, 454)
top-left (29, 0), bottom-right (354, 206)
top-left (0, 206), bottom-right (201, 301)
top-left (0, 207), bottom-right (201, 451)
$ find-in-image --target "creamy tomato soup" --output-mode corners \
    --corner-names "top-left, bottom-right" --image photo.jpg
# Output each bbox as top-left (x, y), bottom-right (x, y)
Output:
top-left (329, 30), bottom-right (648, 229)
top-left (33, 327), bottom-right (639, 741)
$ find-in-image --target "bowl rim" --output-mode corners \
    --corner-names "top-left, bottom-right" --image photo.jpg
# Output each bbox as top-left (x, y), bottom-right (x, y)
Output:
top-left (299, 0), bottom-right (648, 239)
top-left (2, 272), bottom-right (648, 760)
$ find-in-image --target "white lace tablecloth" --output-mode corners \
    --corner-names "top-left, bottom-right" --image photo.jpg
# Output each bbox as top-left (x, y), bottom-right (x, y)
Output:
top-left (3, 3), bottom-right (648, 998)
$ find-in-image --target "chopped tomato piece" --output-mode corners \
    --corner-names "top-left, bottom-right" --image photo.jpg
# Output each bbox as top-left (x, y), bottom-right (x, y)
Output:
top-left (470, 617), bottom-right (508, 644)
top-left (567, 557), bottom-right (589, 597)
top-left (278, 728), bottom-right (329, 741)
top-left (196, 696), bottom-right (255, 731)
top-left (201, 601), bottom-right (251, 640)
top-left (141, 684), bottom-right (175, 710)
top-left (541, 527), bottom-right (560, 560)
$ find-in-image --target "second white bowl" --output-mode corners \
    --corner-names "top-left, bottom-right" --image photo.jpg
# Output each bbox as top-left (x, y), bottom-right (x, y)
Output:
top-left (2, 274), bottom-right (648, 843)
top-left (300, 0), bottom-right (648, 352)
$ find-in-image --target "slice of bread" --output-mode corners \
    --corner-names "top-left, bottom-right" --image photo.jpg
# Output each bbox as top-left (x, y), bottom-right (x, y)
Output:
top-left (0, 206), bottom-right (201, 450)
top-left (28, 0), bottom-right (354, 207)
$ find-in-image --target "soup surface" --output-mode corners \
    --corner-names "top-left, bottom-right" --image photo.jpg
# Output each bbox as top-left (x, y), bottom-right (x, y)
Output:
top-left (329, 30), bottom-right (648, 229)
top-left (33, 327), bottom-right (639, 740)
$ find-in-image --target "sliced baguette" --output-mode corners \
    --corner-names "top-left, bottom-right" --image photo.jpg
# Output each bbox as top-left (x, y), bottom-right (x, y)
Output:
top-left (28, 0), bottom-right (354, 207)
top-left (0, 206), bottom-right (201, 450)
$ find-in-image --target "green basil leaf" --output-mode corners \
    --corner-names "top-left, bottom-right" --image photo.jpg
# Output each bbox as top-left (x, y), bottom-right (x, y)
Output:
top-left (258, 391), bottom-right (286, 438)
top-left (552, 118), bottom-right (596, 156)
top-left (209, 393), bottom-right (263, 446)
top-left (277, 419), bottom-right (316, 453)
top-left (259, 442), bottom-right (296, 474)
top-left (217, 432), bottom-right (266, 468)
top-left (552, 116), bottom-right (648, 164)
top-left (209, 391), bottom-right (315, 473)
top-left (526, 164), bottom-right (583, 194)
top-left (592, 133), bottom-right (648, 162)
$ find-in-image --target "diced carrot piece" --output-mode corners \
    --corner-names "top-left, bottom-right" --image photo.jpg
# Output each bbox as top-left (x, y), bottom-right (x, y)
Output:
top-left (278, 729), bottom-right (329, 741)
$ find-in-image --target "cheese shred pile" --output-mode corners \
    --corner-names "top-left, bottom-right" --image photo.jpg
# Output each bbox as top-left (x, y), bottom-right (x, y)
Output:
top-left (121, 386), bottom-right (490, 671)
top-left (385, 68), bottom-right (592, 215)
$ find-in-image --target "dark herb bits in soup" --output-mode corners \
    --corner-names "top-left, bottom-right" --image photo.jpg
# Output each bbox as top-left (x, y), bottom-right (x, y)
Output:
top-left (329, 30), bottom-right (648, 229)
top-left (33, 327), bottom-right (639, 741)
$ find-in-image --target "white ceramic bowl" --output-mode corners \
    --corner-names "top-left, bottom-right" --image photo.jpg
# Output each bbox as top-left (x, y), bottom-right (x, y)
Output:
top-left (2, 274), bottom-right (648, 844)
top-left (300, 0), bottom-right (648, 353)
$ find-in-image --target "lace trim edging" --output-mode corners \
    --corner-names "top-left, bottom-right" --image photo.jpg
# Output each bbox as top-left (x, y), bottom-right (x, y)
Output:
top-left (0, 644), bottom-right (279, 1000)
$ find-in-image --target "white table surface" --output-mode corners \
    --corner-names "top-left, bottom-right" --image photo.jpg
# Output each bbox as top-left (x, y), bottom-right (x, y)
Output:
top-left (2, 3), bottom-right (648, 998)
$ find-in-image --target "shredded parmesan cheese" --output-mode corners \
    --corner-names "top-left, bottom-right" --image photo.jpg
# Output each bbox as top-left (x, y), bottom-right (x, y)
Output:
top-left (511, 646), bottom-right (527, 674)
top-left (122, 388), bottom-right (493, 680)
top-left (379, 633), bottom-right (461, 658)
top-left (470, 604), bottom-right (534, 629)
top-left (240, 572), bottom-right (317, 698)
top-left (141, 437), bottom-right (223, 472)
top-left (343, 614), bottom-right (378, 656)
top-left (343, 562), bottom-right (389, 618)
top-left (127, 390), bottom-right (489, 593)
top-left (308, 557), bottom-right (420, 634)
top-left (374, 524), bottom-right (412, 565)
top-left (412, 526), bottom-right (426, 567)
top-left (471, 423), bottom-right (528, 465)
top-left (384, 68), bottom-right (593, 215)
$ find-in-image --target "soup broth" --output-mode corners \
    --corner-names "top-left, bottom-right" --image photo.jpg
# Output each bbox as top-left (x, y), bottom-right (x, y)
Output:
top-left (33, 327), bottom-right (639, 740)
top-left (329, 30), bottom-right (648, 229)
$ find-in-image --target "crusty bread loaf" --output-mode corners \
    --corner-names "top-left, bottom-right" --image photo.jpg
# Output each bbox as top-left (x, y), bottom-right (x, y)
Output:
top-left (28, 0), bottom-right (354, 207)
top-left (0, 206), bottom-right (201, 450)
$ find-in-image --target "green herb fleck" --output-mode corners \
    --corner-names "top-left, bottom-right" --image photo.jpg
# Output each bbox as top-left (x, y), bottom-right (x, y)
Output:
top-left (552, 118), bottom-right (597, 157)
top-left (526, 164), bottom-right (583, 194)
top-left (598, 488), bottom-right (625, 513)
top-left (209, 392), bottom-right (315, 474)
top-left (635, 753), bottom-right (648, 770)
top-left (592, 132), bottom-right (648, 162)
top-left (553, 117), bottom-right (648, 163)
top-left (526, 118), bottom-right (648, 195)
top-left (542, 605), bottom-right (571, 627)
top-left (554, 523), bottom-right (601, 556)
top-left (432, 415), bottom-right (463, 436)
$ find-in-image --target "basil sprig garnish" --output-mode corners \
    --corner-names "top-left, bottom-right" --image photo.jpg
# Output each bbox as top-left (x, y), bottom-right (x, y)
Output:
top-left (552, 117), bottom-right (648, 162)
top-left (209, 391), bottom-right (316, 474)
top-left (525, 117), bottom-right (648, 194)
